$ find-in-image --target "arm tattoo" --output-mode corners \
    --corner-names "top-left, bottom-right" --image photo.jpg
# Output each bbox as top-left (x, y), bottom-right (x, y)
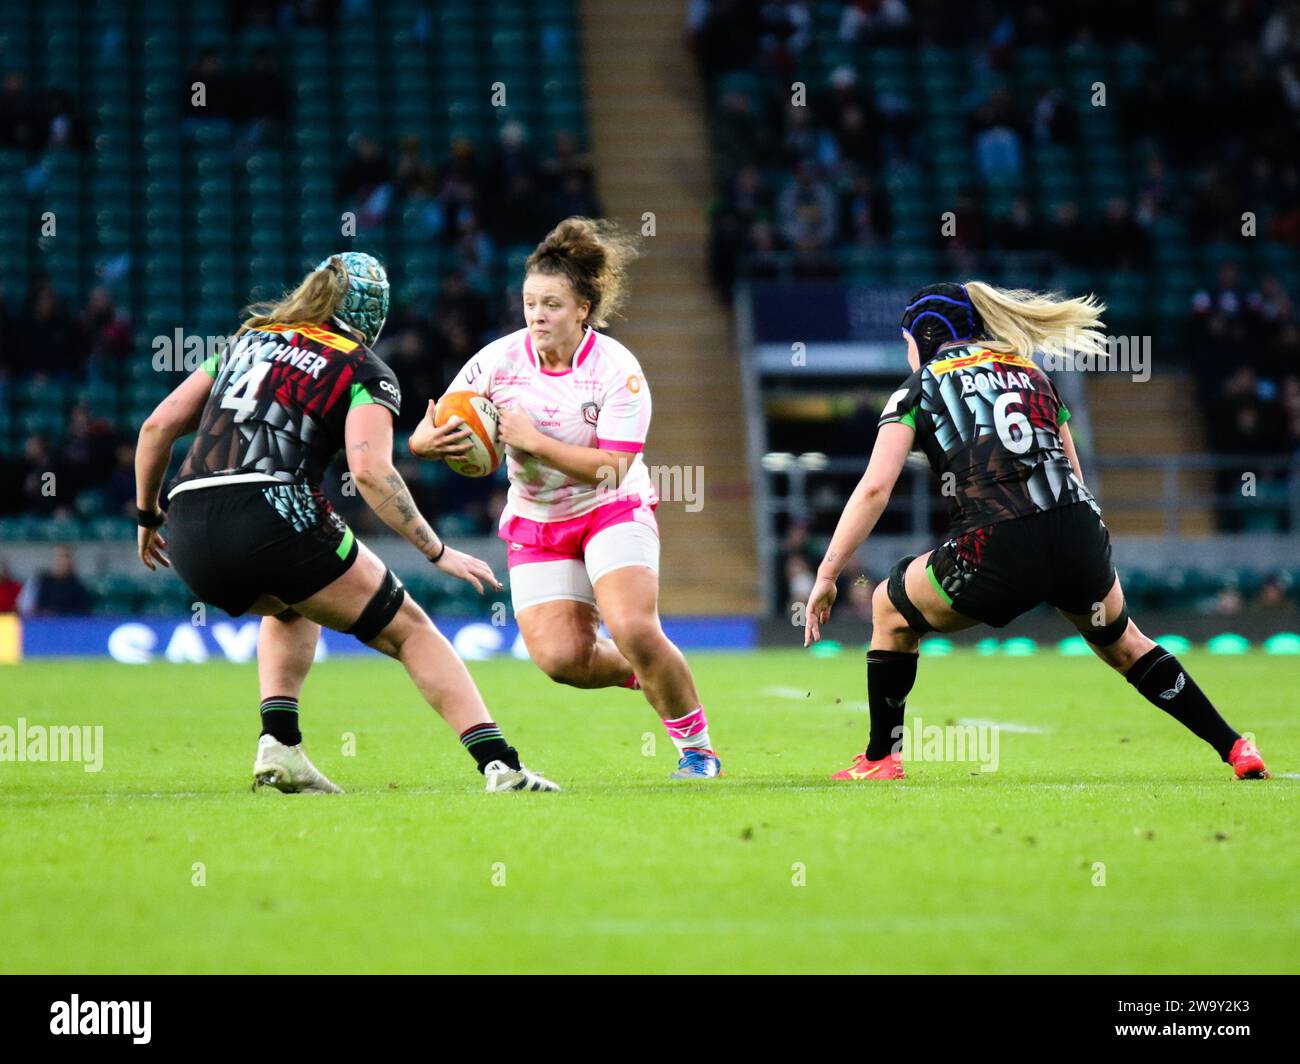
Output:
top-left (372, 471), bottom-right (410, 510)
top-left (368, 469), bottom-right (434, 553)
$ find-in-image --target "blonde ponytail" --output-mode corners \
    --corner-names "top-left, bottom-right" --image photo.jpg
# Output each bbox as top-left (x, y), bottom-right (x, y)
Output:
top-left (238, 257), bottom-right (348, 337)
top-left (965, 281), bottom-right (1108, 362)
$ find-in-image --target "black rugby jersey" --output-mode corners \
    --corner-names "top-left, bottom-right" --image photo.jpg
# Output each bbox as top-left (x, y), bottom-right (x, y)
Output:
top-left (878, 344), bottom-right (1095, 535)
top-left (172, 321), bottom-right (401, 492)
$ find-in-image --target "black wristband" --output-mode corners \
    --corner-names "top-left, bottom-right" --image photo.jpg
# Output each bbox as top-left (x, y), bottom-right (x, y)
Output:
top-left (135, 505), bottom-right (165, 529)
top-left (430, 541), bottom-right (446, 563)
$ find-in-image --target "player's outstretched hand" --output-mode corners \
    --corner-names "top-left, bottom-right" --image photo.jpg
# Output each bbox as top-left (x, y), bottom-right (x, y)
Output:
top-left (803, 575), bottom-right (837, 647)
top-left (138, 525), bottom-right (170, 571)
top-left (434, 545), bottom-right (503, 595)
top-left (408, 401), bottom-right (474, 461)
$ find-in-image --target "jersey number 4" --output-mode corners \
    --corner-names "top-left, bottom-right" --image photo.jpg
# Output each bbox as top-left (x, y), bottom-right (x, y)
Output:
top-left (220, 361), bottom-right (272, 422)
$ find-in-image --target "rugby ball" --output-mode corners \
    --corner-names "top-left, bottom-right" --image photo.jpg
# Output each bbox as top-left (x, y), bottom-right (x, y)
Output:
top-left (435, 390), bottom-right (506, 477)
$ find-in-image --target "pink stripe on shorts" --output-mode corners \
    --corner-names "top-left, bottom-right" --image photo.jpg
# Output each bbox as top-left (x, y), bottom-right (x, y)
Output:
top-left (500, 495), bottom-right (659, 569)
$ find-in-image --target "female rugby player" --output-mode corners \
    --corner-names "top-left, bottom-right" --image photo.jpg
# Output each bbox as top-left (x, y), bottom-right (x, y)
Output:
top-left (134, 253), bottom-right (559, 793)
top-left (410, 218), bottom-right (722, 778)
top-left (803, 282), bottom-right (1270, 781)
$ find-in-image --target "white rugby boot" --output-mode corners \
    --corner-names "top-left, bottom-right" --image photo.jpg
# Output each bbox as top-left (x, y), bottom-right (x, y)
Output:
top-left (483, 759), bottom-right (561, 793)
top-left (252, 734), bottom-right (344, 794)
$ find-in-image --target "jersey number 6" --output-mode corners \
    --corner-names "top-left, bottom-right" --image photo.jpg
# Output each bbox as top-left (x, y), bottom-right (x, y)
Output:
top-left (993, 392), bottom-right (1032, 454)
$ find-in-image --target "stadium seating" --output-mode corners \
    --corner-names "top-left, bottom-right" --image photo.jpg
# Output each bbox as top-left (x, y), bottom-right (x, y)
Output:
top-left (702, 3), bottom-right (1294, 347)
top-left (0, 0), bottom-right (588, 535)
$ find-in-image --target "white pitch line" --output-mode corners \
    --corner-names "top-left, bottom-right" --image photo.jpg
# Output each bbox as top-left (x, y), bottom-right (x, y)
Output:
top-left (761, 686), bottom-right (811, 699)
top-left (957, 718), bottom-right (1051, 734)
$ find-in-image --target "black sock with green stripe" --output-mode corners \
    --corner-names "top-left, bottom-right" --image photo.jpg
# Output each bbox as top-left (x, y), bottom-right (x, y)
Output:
top-left (260, 695), bottom-right (302, 746)
top-left (865, 650), bottom-right (918, 760)
top-left (460, 722), bottom-right (521, 773)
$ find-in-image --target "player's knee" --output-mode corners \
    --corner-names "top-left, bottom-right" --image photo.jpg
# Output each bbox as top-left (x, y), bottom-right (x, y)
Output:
top-left (607, 615), bottom-right (664, 665)
top-left (871, 580), bottom-right (891, 613)
top-left (366, 595), bottom-right (427, 658)
top-left (872, 580), bottom-right (906, 632)
top-left (365, 626), bottom-right (403, 658)
top-left (531, 641), bottom-right (594, 686)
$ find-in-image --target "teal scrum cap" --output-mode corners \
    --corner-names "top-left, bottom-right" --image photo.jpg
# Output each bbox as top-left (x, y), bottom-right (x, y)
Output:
top-left (318, 251), bottom-right (390, 345)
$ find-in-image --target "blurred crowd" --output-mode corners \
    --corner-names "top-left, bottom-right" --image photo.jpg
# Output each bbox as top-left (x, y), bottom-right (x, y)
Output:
top-left (0, 547), bottom-right (90, 616)
top-left (1190, 265), bottom-right (1300, 456)
top-left (0, 70), bottom-right (89, 152)
top-left (0, 112), bottom-right (600, 541)
top-left (1188, 263), bottom-right (1300, 530)
top-left (688, 0), bottom-right (1300, 603)
top-left (694, 1), bottom-right (1300, 288)
top-left (0, 408), bottom-right (135, 522)
top-left (0, 281), bottom-right (134, 381)
top-left (336, 123), bottom-right (600, 257)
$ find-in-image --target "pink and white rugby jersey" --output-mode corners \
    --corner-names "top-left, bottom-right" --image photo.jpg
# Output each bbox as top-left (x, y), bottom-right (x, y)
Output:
top-left (445, 326), bottom-right (656, 522)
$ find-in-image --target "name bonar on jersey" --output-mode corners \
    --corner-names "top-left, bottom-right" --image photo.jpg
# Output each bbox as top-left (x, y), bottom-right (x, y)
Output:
top-left (958, 369), bottom-right (1035, 395)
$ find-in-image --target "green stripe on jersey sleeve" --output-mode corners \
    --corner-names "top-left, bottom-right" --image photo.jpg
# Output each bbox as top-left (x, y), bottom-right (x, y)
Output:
top-left (201, 353), bottom-right (220, 377)
top-left (349, 382), bottom-right (377, 408)
top-left (1057, 404), bottom-right (1071, 425)
top-left (882, 406), bottom-right (918, 429)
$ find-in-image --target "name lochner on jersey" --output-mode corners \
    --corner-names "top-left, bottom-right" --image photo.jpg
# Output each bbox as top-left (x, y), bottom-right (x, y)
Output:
top-left (50, 995), bottom-right (151, 1044)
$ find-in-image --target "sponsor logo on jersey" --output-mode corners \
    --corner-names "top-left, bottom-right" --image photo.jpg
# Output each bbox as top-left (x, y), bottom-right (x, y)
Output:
top-left (626, 373), bottom-right (642, 393)
top-left (930, 349), bottom-right (1036, 376)
top-left (257, 321), bottom-right (359, 353)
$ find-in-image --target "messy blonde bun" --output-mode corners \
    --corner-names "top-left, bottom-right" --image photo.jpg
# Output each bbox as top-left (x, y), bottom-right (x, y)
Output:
top-left (524, 216), bottom-right (640, 328)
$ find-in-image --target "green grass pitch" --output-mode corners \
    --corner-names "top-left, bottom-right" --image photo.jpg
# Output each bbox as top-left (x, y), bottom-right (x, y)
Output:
top-left (2, 649), bottom-right (1296, 973)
